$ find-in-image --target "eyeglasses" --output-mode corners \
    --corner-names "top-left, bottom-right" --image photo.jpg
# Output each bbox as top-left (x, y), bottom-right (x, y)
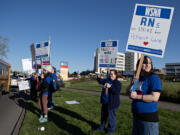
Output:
top-left (143, 62), bottom-right (152, 65)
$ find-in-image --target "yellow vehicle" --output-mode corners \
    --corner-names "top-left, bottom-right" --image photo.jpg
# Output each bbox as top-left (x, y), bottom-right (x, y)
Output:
top-left (0, 59), bottom-right (11, 94)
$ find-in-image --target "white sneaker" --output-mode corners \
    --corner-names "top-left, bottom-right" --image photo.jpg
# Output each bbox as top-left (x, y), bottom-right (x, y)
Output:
top-left (39, 115), bottom-right (43, 121)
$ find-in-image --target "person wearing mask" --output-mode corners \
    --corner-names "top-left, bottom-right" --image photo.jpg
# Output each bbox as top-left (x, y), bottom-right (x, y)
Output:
top-left (129, 56), bottom-right (162, 135)
top-left (48, 66), bottom-right (57, 110)
top-left (97, 69), bottom-right (121, 134)
top-left (38, 65), bottom-right (52, 123)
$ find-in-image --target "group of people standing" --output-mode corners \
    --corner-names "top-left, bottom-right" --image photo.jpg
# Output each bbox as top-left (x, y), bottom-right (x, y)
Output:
top-left (28, 65), bottom-right (57, 123)
top-left (97, 56), bottom-right (162, 135)
top-left (28, 55), bottom-right (162, 134)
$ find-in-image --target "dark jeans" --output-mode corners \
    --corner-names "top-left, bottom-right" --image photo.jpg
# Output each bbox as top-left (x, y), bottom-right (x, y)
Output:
top-left (98, 104), bottom-right (118, 133)
top-left (47, 91), bottom-right (55, 108)
top-left (132, 116), bottom-right (159, 135)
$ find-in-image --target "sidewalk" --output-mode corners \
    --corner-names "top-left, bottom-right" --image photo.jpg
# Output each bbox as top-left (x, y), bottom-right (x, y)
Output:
top-left (0, 88), bottom-right (27, 135)
top-left (61, 88), bottom-right (180, 112)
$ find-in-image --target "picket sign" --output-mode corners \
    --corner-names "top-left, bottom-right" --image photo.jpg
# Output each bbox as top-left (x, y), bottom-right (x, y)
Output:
top-left (126, 4), bottom-right (174, 58)
top-left (126, 4), bottom-right (174, 92)
top-left (99, 40), bottom-right (118, 68)
top-left (99, 40), bottom-right (118, 94)
top-left (18, 81), bottom-right (30, 91)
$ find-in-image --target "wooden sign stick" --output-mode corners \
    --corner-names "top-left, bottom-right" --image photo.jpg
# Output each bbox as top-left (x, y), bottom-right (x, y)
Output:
top-left (131, 54), bottom-right (144, 92)
top-left (41, 57), bottom-right (43, 73)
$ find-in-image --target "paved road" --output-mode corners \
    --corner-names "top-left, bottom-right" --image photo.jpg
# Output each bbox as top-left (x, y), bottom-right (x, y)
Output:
top-left (0, 88), bottom-right (27, 135)
top-left (61, 88), bottom-right (180, 112)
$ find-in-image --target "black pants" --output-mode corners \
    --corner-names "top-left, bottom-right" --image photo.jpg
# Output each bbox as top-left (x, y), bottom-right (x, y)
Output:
top-left (30, 87), bottom-right (37, 101)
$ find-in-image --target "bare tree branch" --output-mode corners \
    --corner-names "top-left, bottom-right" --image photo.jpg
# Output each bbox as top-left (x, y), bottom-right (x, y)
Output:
top-left (0, 36), bottom-right (9, 58)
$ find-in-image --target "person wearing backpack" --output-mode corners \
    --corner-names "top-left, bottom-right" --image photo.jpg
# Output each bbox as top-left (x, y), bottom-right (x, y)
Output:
top-left (48, 66), bottom-right (57, 110)
top-left (38, 65), bottom-right (52, 123)
top-left (97, 69), bottom-right (121, 134)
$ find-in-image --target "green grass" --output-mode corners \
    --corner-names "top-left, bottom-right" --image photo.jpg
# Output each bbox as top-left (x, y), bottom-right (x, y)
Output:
top-left (64, 80), bottom-right (130, 94)
top-left (19, 90), bottom-right (180, 135)
top-left (65, 80), bottom-right (102, 91)
top-left (64, 80), bottom-right (180, 103)
top-left (160, 81), bottom-right (180, 102)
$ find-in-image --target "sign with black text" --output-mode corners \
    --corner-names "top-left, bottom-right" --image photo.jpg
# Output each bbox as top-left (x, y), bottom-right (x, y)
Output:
top-left (126, 4), bottom-right (174, 58)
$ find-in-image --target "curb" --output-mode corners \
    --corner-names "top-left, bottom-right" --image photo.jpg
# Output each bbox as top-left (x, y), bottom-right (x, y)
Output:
top-left (11, 107), bottom-right (26, 135)
top-left (9, 90), bottom-right (28, 135)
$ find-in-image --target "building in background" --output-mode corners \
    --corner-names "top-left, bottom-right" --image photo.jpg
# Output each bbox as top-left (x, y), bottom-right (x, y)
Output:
top-left (125, 52), bottom-right (141, 71)
top-left (165, 63), bottom-right (180, 80)
top-left (94, 48), bottom-right (141, 74)
top-left (116, 52), bottom-right (125, 71)
top-left (60, 61), bottom-right (68, 81)
top-left (154, 68), bottom-right (166, 75)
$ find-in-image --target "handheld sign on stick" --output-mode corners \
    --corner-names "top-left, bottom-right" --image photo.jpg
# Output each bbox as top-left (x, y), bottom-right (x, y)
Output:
top-left (126, 4), bottom-right (174, 92)
top-left (99, 40), bottom-right (118, 94)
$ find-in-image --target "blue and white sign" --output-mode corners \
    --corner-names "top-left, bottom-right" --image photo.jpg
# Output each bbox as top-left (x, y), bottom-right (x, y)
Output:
top-left (99, 40), bottom-right (118, 68)
top-left (126, 4), bottom-right (174, 58)
top-left (35, 41), bottom-right (51, 65)
top-left (35, 41), bottom-right (50, 58)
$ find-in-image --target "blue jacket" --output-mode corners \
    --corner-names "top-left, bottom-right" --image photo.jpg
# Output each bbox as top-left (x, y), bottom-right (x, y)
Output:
top-left (97, 77), bottom-right (121, 109)
top-left (40, 74), bottom-right (51, 92)
top-left (132, 74), bottom-right (162, 113)
top-left (52, 73), bottom-right (57, 90)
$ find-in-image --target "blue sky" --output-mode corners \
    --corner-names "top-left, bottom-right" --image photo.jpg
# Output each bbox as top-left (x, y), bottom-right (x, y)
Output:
top-left (0, 0), bottom-right (179, 73)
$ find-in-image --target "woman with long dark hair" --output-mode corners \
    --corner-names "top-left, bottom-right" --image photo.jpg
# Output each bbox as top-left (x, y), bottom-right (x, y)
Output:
top-left (129, 56), bottom-right (162, 135)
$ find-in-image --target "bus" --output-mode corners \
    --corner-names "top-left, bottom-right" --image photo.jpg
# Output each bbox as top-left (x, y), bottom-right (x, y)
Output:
top-left (0, 59), bottom-right (11, 94)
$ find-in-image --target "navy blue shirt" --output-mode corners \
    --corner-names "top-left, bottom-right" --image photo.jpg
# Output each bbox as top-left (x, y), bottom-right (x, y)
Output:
top-left (108, 79), bottom-right (121, 109)
top-left (97, 77), bottom-right (121, 109)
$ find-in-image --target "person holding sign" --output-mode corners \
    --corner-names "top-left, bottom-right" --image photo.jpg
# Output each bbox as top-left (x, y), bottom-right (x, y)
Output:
top-left (38, 65), bottom-right (53, 123)
top-left (48, 66), bottom-right (57, 110)
top-left (129, 56), bottom-right (162, 135)
top-left (97, 70), bottom-right (121, 134)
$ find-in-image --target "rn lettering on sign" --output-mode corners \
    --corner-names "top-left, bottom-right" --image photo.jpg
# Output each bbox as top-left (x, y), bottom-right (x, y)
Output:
top-left (140, 7), bottom-right (161, 27)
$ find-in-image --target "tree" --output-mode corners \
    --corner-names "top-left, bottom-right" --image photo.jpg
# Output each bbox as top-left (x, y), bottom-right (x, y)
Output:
top-left (80, 70), bottom-right (94, 75)
top-left (0, 36), bottom-right (9, 58)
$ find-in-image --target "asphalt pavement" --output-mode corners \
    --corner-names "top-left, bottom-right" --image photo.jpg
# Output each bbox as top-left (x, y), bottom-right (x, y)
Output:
top-left (0, 88), bottom-right (27, 135)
